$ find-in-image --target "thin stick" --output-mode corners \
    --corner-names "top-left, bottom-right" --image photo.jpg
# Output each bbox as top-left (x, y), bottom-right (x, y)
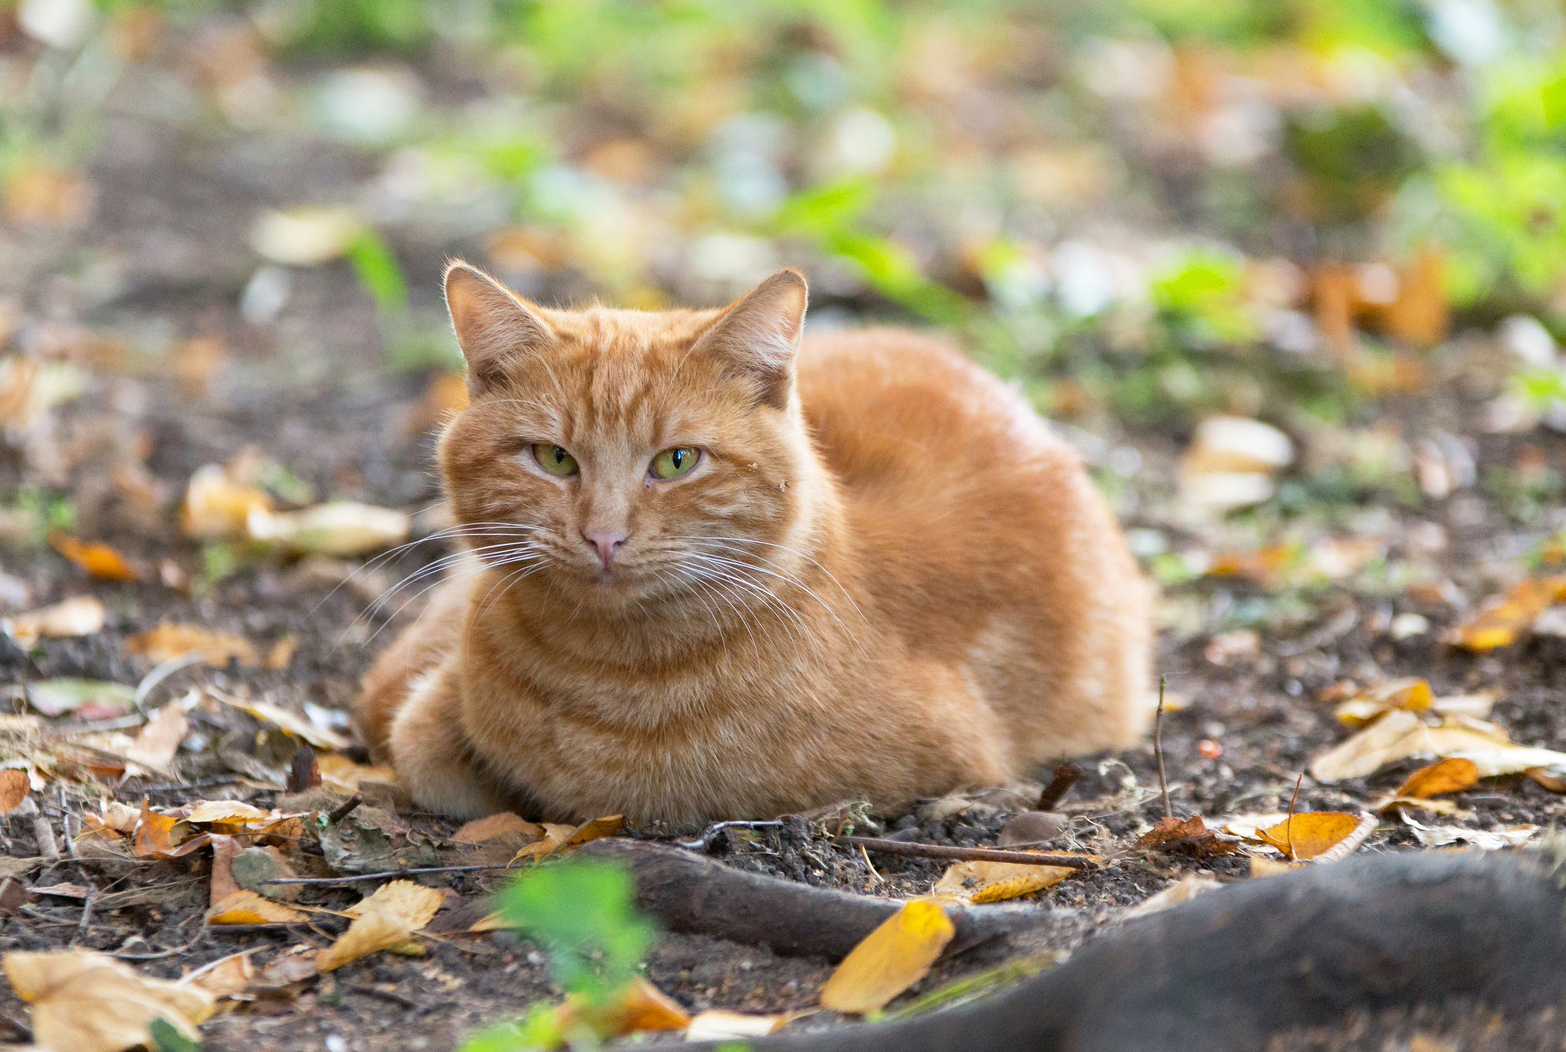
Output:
top-left (262, 862), bottom-right (527, 886)
top-left (326, 794), bottom-right (363, 825)
top-left (1285, 772), bottom-right (1304, 861)
top-left (840, 836), bottom-right (1098, 871)
top-left (1154, 674), bottom-right (1171, 821)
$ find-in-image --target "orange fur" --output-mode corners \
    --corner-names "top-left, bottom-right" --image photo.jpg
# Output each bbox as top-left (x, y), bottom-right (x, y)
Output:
top-left (357, 264), bottom-right (1153, 826)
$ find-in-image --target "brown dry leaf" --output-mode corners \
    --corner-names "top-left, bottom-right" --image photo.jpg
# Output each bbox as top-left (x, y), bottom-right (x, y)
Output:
top-left (123, 624), bottom-right (259, 667)
top-left (84, 801), bottom-right (141, 837)
top-left (1396, 757), bottom-right (1480, 799)
top-left (49, 533), bottom-right (140, 582)
top-left (1, 595), bottom-right (107, 646)
top-left (121, 703), bottom-right (189, 770)
top-left (207, 890), bottom-right (308, 925)
top-left (0, 770), bottom-right (29, 814)
top-left (1450, 575), bottom-right (1566, 652)
top-left (452, 812), bottom-right (545, 845)
top-left (133, 803), bottom-right (209, 860)
top-left (215, 696), bottom-right (349, 751)
top-left (208, 835), bottom-right (242, 906)
top-left (515, 817), bottom-right (623, 861)
top-left (1256, 812), bottom-right (1371, 861)
top-left (4, 948), bottom-right (216, 1052)
top-left (245, 501), bottom-right (411, 557)
top-left (555, 977), bottom-right (691, 1040)
top-left (1526, 768), bottom-right (1566, 793)
top-left (317, 880), bottom-right (445, 971)
top-left (1137, 815), bottom-right (1243, 857)
top-left (181, 463), bottom-right (273, 538)
top-left (818, 898), bottom-right (955, 1014)
top-left (182, 950), bottom-right (255, 999)
top-left (933, 858), bottom-right (1080, 903)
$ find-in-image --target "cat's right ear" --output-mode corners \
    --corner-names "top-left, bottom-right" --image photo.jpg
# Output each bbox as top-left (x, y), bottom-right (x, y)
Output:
top-left (444, 261), bottom-right (554, 394)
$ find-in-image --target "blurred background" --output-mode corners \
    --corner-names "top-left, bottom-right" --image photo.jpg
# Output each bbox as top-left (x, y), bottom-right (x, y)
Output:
top-left (1, 0), bottom-right (1564, 633)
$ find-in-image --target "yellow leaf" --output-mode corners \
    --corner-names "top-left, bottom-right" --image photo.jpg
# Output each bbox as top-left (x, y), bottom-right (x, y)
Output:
top-left (245, 501), bottom-right (410, 557)
top-left (1451, 576), bottom-right (1566, 652)
top-left (818, 899), bottom-right (955, 1014)
top-left (133, 803), bottom-right (208, 859)
top-left (181, 463), bottom-right (273, 538)
top-left (933, 859), bottom-right (1076, 903)
top-left (317, 754), bottom-right (396, 794)
top-left (49, 533), bottom-right (140, 581)
top-left (1396, 757), bottom-right (1480, 799)
top-left (207, 890), bottom-right (308, 925)
top-left (685, 1009), bottom-right (789, 1041)
top-left (1, 595), bottom-right (106, 646)
top-left (515, 816), bottom-right (623, 861)
top-left (1256, 812), bottom-right (1367, 861)
top-left (123, 624), bottom-right (260, 667)
top-left (317, 880), bottom-right (445, 971)
top-left (4, 948), bottom-right (215, 1052)
top-left (1331, 677), bottom-right (1432, 726)
top-left (554, 976), bottom-right (691, 1039)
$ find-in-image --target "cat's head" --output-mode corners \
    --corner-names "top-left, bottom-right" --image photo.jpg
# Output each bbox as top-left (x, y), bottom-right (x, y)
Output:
top-left (437, 262), bottom-right (816, 610)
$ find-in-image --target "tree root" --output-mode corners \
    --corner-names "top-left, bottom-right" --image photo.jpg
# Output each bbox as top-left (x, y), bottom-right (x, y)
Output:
top-left (573, 838), bottom-right (1070, 961)
top-left (654, 847), bottom-right (1566, 1051)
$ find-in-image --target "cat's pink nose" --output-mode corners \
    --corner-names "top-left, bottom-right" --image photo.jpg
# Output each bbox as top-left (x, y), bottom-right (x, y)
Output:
top-left (583, 529), bottom-right (628, 570)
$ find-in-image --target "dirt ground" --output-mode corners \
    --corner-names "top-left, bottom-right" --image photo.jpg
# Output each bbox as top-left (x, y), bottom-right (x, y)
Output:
top-left (4, 30), bottom-right (1566, 1052)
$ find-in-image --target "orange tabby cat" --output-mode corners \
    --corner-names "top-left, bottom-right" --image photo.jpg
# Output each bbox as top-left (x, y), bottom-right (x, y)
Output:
top-left (357, 263), bottom-right (1152, 826)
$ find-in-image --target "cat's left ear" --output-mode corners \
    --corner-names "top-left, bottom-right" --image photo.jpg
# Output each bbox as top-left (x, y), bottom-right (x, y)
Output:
top-left (694, 269), bottom-right (808, 408)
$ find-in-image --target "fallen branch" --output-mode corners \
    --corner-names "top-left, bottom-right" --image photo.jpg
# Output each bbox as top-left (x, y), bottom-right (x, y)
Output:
top-left (575, 838), bottom-right (1067, 960)
top-left (675, 848), bottom-right (1566, 1051)
top-left (839, 835), bottom-right (1099, 871)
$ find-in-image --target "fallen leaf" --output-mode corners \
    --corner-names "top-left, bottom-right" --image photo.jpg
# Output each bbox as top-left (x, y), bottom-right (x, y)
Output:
top-left (933, 857), bottom-right (1080, 903)
top-left (1137, 815), bottom-right (1243, 857)
top-left (25, 678), bottom-right (137, 718)
top-left (1331, 677), bottom-right (1432, 726)
top-left (1449, 575), bottom-right (1566, 651)
top-left (317, 880), bottom-right (445, 971)
top-left (245, 501), bottom-right (410, 557)
top-left (1401, 815), bottom-right (1537, 850)
top-left (1525, 768), bottom-right (1566, 793)
top-left (452, 812), bottom-right (545, 845)
top-left (49, 533), bottom-right (140, 582)
top-left (1313, 710), bottom-right (1566, 782)
top-left (685, 1009), bottom-right (788, 1041)
top-left (133, 802), bottom-right (208, 860)
top-left (208, 835), bottom-right (242, 906)
top-left (215, 696), bottom-right (349, 751)
top-left (316, 754), bottom-right (396, 794)
top-left (1125, 875), bottom-right (1221, 917)
top-left (515, 817), bottom-right (623, 861)
top-left (1256, 812), bottom-right (1372, 861)
top-left (554, 977), bottom-right (691, 1039)
top-left (207, 890), bottom-right (308, 925)
top-left (1, 595), bottom-right (107, 646)
top-left (121, 704), bottom-right (189, 769)
top-left (0, 770), bottom-right (29, 813)
top-left (30, 883), bottom-right (89, 900)
top-left (252, 946), bottom-right (320, 991)
top-left (180, 463), bottom-right (273, 538)
top-left (818, 899), bottom-right (955, 1014)
top-left (4, 948), bottom-right (216, 1052)
top-left (181, 950), bottom-right (255, 999)
top-left (1249, 856), bottom-right (1298, 877)
top-left (123, 624), bottom-right (259, 667)
top-left (1396, 757), bottom-right (1480, 799)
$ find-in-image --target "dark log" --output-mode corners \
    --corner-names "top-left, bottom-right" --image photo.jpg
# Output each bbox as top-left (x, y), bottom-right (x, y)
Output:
top-left (670, 849), bottom-right (1566, 1051)
top-left (573, 838), bottom-right (1070, 961)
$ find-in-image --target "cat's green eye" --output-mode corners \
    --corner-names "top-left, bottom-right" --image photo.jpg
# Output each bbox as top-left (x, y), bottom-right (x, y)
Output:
top-left (532, 444), bottom-right (579, 477)
top-left (650, 446), bottom-right (700, 480)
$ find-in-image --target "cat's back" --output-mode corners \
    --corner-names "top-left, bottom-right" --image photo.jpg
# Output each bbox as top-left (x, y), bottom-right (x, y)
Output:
top-left (797, 326), bottom-right (1151, 759)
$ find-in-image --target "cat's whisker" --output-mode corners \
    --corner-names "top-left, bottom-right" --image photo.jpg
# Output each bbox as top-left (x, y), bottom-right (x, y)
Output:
top-left (684, 549), bottom-right (859, 646)
top-left (305, 521), bottom-right (545, 621)
top-left (672, 534), bottom-right (868, 625)
top-left (345, 540), bottom-right (545, 650)
top-left (682, 559), bottom-right (812, 643)
top-left (358, 537), bottom-right (549, 622)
